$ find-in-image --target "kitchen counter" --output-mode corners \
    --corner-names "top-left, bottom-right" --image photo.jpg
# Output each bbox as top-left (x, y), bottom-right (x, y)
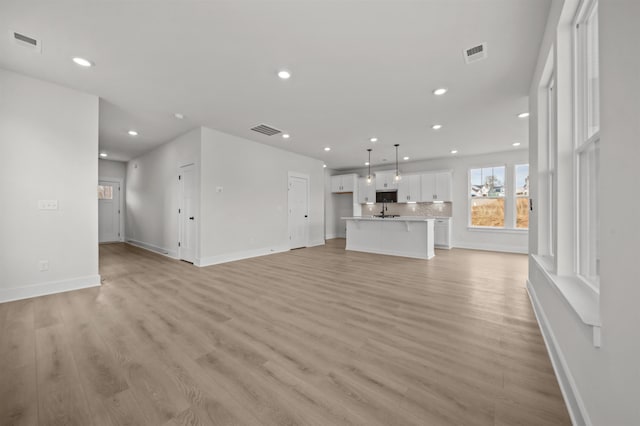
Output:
top-left (341, 216), bottom-right (435, 222)
top-left (341, 216), bottom-right (435, 259)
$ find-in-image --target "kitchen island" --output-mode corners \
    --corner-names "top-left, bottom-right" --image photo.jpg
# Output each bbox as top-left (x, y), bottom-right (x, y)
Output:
top-left (341, 216), bottom-right (435, 260)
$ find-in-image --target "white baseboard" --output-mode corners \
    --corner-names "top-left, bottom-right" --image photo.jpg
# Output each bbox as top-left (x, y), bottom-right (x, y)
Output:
top-left (0, 274), bottom-right (101, 304)
top-left (325, 233), bottom-right (338, 240)
top-left (453, 241), bottom-right (528, 254)
top-left (127, 239), bottom-right (177, 259)
top-left (307, 239), bottom-right (326, 247)
top-left (526, 279), bottom-right (590, 426)
top-left (196, 245), bottom-right (289, 267)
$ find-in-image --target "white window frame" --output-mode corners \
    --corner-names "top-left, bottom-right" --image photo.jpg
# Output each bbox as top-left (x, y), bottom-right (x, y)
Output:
top-left (573, 0), bottom-right (600, 291)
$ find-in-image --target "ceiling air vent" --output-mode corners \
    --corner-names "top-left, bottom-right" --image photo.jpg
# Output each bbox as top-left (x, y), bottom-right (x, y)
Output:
top-left (11, 31), bottom-right (42, 52)
top-left (251, 124), bottom-right (281, 136)
top-left (463, 42), bottom-right (487, 64)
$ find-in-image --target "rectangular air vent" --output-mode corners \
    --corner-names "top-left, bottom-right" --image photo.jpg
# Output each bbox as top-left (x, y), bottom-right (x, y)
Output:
top-left (463, 42), bottom-right (487, 64)
top-left (251, 124), bottom-right (281, 136)
top-left (11, 31), bottom-right (42, 52)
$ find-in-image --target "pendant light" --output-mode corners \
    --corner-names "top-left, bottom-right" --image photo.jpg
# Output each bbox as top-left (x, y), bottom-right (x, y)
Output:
top-left (366, 148), bottom-right (373, 184)
top-left (394, 144), bottom-right (401, 181)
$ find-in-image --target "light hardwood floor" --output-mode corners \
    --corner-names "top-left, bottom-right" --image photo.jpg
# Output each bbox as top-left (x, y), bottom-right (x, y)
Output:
top-left (0, 239), bottom-right (570, 426)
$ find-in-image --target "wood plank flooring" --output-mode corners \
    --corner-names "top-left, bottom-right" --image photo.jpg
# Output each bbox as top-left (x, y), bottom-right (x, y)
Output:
top-left (0, 239), bottom-right (571, 425)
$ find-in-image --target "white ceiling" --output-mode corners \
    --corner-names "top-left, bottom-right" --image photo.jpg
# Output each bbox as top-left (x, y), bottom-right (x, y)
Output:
top-left (0, 0), bottom-right (549, 169)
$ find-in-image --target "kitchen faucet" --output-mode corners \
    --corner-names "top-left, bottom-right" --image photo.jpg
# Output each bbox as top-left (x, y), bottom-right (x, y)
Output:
top-left (379, 202), bottom-right (388, 218)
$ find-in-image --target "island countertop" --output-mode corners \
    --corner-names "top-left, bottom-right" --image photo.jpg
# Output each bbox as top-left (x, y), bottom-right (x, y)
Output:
top-left (340, 216), bottom-right (436, 222)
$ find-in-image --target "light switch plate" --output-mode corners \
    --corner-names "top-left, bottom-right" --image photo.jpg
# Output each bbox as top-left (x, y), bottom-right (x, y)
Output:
top-left (38, 200), bottom-right (58, 210)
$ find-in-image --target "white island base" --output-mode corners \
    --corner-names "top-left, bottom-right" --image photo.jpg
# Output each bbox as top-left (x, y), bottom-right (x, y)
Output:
top-left (342, 217), bottom-right (435, 260)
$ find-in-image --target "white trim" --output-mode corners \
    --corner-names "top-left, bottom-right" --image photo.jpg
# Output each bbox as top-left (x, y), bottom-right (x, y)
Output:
top-left (532, 255), bottom-right (601, 328)
top-left (346, 246), bottom-right (435, 260)
top-left (453, 241), bottom-right (528, 254)
top-left (98, 176), bottom-right (125, 242)
top-left (325, 233), bottom-right (338, 240)
top-left (196, 245), bottom-right (289, 267)
top-left (307, 239), bottom-right (326, 247)
top-left (0, 275), bottom-right (101, 303)
top-left (126, 239), bottom-right (178, 259)
top-left (526, 279), bottom-right (592, 426)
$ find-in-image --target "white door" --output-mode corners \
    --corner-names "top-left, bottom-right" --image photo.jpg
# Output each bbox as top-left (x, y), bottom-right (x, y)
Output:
top-left (179, 165), bottom-right (196, 263)
top-left (98, 180), bottom-right (120, 243)
top-left (288, 175), bottom-right (309, 249)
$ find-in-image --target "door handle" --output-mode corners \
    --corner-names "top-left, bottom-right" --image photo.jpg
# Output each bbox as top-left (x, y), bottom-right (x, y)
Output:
top-left (304, 215), bottom-right (308, 218)
top-left (189, 217), bottom-right (195, 220)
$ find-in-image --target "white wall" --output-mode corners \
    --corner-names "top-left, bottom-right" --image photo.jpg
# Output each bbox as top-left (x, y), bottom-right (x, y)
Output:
top-left (125, 128), bottom-right (201, 258)
top-left (99, 159), bottom-right (126, 181)
top-left (199, 127), bottom-right (325, 266)
top-left (342, 149), bottom-right (529, 253)
top-left (0, 68), bottom-right (100, 302)
top-left (528, 1), bottom-right (640, 424)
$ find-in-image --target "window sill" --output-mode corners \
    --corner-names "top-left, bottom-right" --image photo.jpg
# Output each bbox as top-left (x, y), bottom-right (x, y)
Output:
top-left (467, 227), bottom-right (528, 234)
top-left (531, 254), bottom-right (601, 345)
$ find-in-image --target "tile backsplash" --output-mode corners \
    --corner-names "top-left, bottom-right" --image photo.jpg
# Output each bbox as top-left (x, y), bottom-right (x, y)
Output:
top-left (361, 202), bottom-right (452, 217)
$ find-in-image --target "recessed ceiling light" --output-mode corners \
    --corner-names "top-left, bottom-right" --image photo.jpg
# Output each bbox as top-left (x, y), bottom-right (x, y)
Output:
top-left (432, 124), bottom-right (443, 130)
top-left (128, 130), bottom-right (138, 136)
top-left (370, 137), bottom-right (378, 143)
top-left (174, 113), bottom-right (185, 120)
top-left (518, 112), bottom-right (530, 118)
top-left (72, 57), bottom-right (93, 67)
top-left (324, 147), bottom-right (331, 152)
top-left (433, 88), bottom-right (448, 96)
top-left (450, 150), bottom-right (458, 154)
top-left (99, 152), bottom-right (108, 157)
top-left (403, 156), bottom-right (410, 161)
top-left (323, 164), bottom-right (327, 168)
top-left (282, 133), bottom-right (290, 139)
top-left (278, 70), bottom-right (291, 80)
top-left (365, 162), bottom-right (370, 166)
top-left (513, 142), bottom-right (521, 146)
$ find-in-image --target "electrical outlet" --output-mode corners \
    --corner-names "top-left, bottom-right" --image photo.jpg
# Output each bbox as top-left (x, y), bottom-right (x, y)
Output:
top-left (38, 260), bottom-right (49, 271)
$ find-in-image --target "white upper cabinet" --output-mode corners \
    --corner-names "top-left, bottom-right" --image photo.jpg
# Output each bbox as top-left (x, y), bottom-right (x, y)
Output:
top-left (420, 171), bottom-right (452, 202)
top-left (331, 174), bottom-right (357, 193)
top-left (357, 177), bottom-right (376, 203)
top-left (375, 170), bottom-right (398, 191)
top-left (397, 174), bottom-right (421, 203)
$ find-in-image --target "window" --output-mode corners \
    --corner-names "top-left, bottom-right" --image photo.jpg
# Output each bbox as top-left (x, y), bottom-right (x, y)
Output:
top-left (98, 185), bottom-right (113, 200)
top-left (575, 0), bottom-right (600, 288)
top-left (515, 164), bottom-right (529, 229)
top-left (547, 78), bottom-right (556, 256)
top-left (469, 166), bottom-right (505, 228)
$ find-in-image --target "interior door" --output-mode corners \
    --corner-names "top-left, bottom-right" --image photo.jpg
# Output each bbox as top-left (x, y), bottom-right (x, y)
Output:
top-left (288, 175), bottom-right (309, 249)
top-left (179, 165), bottom-right (196, 263)
top-left (98, 180), bottom-right (120, 243)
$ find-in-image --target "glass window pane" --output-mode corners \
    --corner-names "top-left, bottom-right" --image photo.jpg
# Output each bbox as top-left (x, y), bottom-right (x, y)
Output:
top-left (585, 5), bottom-right (599, 138)
top-left (98, 185), bottom-right (113, 200)
top-left (515, 164), bottom-right (529, 196)
top-left (578, 142), bottom-right (599, 286)
top-left (516, 198), bottom-right (529, 229)
top-left (470, 198), bottom-right (505, 227)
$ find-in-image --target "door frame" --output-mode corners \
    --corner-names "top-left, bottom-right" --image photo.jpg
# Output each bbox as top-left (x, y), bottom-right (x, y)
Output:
top-left (177, 163), bottom-right (198, 263)
top-left (98, 176), bottom-right (124, 242)
top-left (288, 171), bottom-right (310, 249)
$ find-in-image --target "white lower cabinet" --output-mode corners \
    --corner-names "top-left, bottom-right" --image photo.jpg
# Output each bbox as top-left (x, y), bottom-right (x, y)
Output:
top-left (434, 218), bottom-right (452, 249)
